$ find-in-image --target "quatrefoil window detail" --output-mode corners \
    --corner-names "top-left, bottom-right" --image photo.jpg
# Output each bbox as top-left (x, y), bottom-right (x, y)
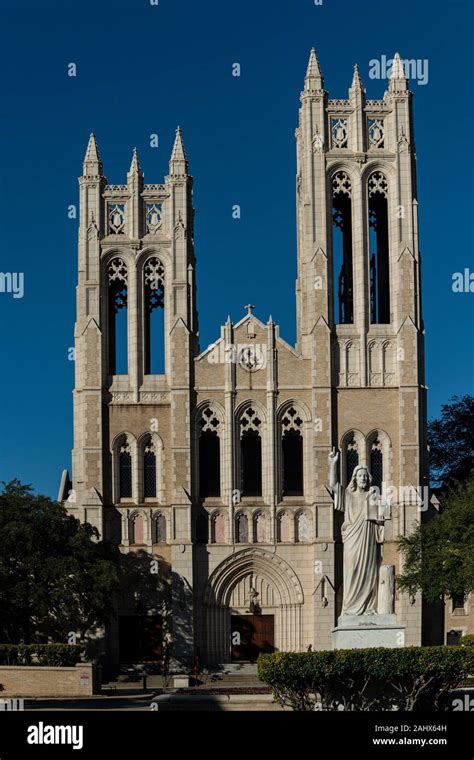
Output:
top-left (368, 119), bottom-right (385, 149)
top-left (239, 407), bottom-right (262, 437)
top-left (199, 407), bottom-right (220, 433)
top-left (146, 204), bottom-right (163, 234)
top-left (282, 407), bottom-right (303, 433)
top-left (368, 171), bottom-right (388, 198)
top-left (108, 258), bottom-right (128, 285)
top-left (346, 434), bottom-right (359, 483)
top-left (331, 118), bottom-right (348, 149)
top-left (144, 258), bottom-right (165, 312)
top-left (332, 170), bottom-right (352, 197)
top-left (108, 204), bottom-right (125, 234)
top-left (108, 258), bottom-right (128, 314)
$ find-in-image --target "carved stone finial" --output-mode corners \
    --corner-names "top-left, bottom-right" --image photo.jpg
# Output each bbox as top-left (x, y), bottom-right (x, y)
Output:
top-left (169, 125), bottom-right (189, 173)
top-left (83, 133), bottom-right (103, 175)
top-left (304, 48), bottom-right (324, 90)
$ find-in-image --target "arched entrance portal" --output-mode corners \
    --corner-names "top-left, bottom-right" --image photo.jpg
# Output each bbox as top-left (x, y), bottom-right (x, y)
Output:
top-left (203, 548), bottom-right (304, 664)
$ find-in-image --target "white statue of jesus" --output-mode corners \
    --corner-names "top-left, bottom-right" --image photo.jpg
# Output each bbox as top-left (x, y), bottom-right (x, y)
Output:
top-left (328, 448), bottom-right (388, 617)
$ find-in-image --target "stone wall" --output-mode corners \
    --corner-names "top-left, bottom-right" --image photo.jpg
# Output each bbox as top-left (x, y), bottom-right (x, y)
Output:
top-left (0, 663), bottom-right (99, 697)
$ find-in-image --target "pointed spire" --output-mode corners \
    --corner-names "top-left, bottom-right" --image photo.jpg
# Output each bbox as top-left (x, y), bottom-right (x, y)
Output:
top-left (169, 126), bottom-right (189, 174)
top-left (351, 64), bottom-right (363, 91)
top-left (83, 133), bottom-right (103, 175)
top-left (349, 63), bottom-right (365, 107)
top-left (128, 146), bottom-right (142, 176)
top-left (389, 52), bottom-right (408, 91)
top-left (304, 48), bottom-right (324, 90)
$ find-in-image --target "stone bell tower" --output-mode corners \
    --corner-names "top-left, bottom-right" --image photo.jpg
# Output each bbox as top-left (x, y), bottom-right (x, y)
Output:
top-left (295, 50), bottom-right (428, 645)
top-left (64, 48), bottom-right (431, 665)
top-left (69, 127), bottom-right (198, 664)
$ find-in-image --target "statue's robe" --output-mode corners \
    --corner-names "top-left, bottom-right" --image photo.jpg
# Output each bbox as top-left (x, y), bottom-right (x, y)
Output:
top-left (334, 485), bottom-right (384, 616)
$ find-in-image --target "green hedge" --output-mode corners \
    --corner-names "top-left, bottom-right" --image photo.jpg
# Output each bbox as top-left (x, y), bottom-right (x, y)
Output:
top-left (258, 647), bottom-right (474, 711)
top-left (0, 644), bottom-right (83, 667)
top-left (460, 634), bottom-right (474, 646)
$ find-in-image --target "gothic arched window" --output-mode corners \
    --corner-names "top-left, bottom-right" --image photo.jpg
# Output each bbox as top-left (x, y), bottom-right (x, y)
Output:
top-left (332, 171), bottom-right (353, 324)
top-left (198, 407), bottom-right (221, 498)
top-left (253, 512), bottom-right (267, 543)
top-left (368, 172), bottom-right (390, 324)
top-left (370, 438), bottom-right (383, 491)
top-left (236, 513), bottom-right (249, 544)
top-left (368, 341), bottom-right (382, 386)
top-left (277, 512), bottom-right (291, 543)
top-left (144, 257), bottom-right (165, 374)
top-left (382, 341), bottom-right (395, 386)
top-left (281, 407), bottom-right (304, 496)
top-left (345, 434), bottom-right (359, 486)
top-left (295, 512), bottom-right (309, 543)
top-left (240, 407), bottom-right (262, 497)
top-left (107, 257), bottom-right (128, 375)
top-left (211, 513), bottom-right (225, 544)
top-left (143, 440), bottom-right (157, 498)
top-left (152, 513), bottom-right (167, 544)
top-left (119, 440), bottom-right (132, 498)
top-left (129, 513), bottom-right (144, 545)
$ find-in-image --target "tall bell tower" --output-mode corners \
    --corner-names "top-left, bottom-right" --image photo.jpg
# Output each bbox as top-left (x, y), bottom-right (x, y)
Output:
top-left (70, 127), bottom-right (198, 664)
top-left (295, 50), bottom-right (428, 645)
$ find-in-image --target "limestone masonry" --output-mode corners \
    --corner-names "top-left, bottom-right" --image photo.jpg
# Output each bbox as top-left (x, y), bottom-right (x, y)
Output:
top-left (64, 49), bottom-right (432, 665)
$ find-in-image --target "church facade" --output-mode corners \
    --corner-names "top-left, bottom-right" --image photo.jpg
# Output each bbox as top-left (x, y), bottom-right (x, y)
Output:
top-left (65, 50), bottom-right (430, 666)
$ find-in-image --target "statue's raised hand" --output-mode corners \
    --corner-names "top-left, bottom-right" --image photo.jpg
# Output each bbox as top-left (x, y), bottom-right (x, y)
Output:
top-left (328, 446), bottom-right (339, 466)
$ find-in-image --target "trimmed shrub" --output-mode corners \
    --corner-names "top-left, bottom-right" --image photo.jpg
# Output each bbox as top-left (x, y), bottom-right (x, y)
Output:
top-left (0, 644), bottom-right (83, 667)
top-left (258, 647), bottom-right (474, 711)
top-left (460, 634), bottom-right (474, 647)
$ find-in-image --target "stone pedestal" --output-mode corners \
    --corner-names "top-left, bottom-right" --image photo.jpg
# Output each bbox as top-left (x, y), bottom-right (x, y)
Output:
top-left (332, 614), bottom-right (405, 649)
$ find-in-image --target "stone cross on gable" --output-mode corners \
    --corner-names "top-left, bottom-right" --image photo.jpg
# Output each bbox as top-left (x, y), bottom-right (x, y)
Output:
top-left (244, 304), bottom-right (255, 316)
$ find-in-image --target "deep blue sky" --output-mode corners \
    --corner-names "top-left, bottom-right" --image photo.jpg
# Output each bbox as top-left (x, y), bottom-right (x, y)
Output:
top-left (0, 0), bottom-right (472, 497)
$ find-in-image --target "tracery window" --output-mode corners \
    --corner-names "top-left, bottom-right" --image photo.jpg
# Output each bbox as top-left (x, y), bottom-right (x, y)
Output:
top-left (198, 407), bottom-right (221, 498)
top-left (143, 439), bottom-right (157, 498)
top-left (144, 257), bottom-right (165, 374)
top-left (345, 434), bottom-right (359, 486)
top-left (331, 118), bottom-right (348, 149)
top-left (332, 171), bottom-right (353, 324)
top-left (240, 408), bottom-right (262, 497)
top-left (281, 407), bottom-right (304, 496)
top-left (119, 439), bottom-right (132, 498)
top-left (368, 172), bottom-right (390, 324)
top-left (368, 119), bottom-right (385, 149)
top-left (370, 438), bottom-right (383, 491)
top-left (108, 257), bottom-right (128, 374)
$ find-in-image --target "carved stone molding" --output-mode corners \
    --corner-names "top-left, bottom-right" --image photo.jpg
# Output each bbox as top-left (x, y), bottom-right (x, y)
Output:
top-left (174, 218), bottom-right (186, 241)
top-left (140, 392), bottom-right (170, 403)
top-left (87, 214), bottom-right (99, 241)
top-left (111, 392), bottom-right (132, 403)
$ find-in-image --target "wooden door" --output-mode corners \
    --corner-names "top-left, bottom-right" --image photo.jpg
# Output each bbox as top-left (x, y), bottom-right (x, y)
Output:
top-left (231, 614), bottom-right (275, 662)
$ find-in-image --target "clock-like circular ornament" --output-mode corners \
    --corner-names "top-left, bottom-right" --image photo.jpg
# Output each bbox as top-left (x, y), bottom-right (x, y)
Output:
top-left (238, 345), bottom-right (265, 372)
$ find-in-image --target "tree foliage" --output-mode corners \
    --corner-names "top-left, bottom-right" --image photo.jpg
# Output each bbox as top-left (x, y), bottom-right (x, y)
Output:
top-left (0, 644), bottom-right (82, 666)
top-left (428, 395), bottom-right (474, 489)
top-left (397, 478), bottom-right (474, 602)
top-left (0, 480), bottom-right (120, 644)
